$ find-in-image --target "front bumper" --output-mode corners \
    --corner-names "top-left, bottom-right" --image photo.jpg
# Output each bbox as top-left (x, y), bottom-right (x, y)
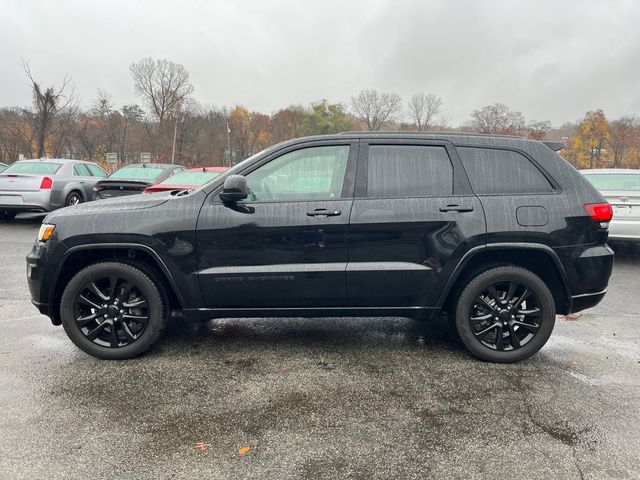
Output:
top-left (0, 190), bottom-right (54, 213)
top-left (26, 240), bottom-right (58, 323)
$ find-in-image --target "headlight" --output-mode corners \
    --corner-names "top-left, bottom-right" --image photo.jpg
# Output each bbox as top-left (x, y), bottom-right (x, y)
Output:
top-left (37, 224), bottom-right (56, 242)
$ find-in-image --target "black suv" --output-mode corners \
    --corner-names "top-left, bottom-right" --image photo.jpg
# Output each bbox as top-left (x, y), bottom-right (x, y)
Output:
top-left (27, 133), bottom-right (614, 362)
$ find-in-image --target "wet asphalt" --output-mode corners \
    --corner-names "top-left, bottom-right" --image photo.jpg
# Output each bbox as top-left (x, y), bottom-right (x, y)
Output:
top-left (0, 216), bottom-right (639, 480)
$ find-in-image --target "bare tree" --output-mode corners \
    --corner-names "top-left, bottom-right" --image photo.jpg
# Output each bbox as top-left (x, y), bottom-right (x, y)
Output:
top-left (22, 60), bottom-right (76, 158)
top-left (129, 58), bottom-right (194, 130)
top-left (350, 89), bottom-right (402, 131)
top-left (468, 103), bottom-right (526, 134)
top-left (607, 116), bottom-right (639, 167)
top-left (407, 93), bottom-right (443, 131)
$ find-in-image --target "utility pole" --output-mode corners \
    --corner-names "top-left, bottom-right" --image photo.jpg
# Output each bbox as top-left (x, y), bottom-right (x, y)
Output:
top-left (226, 120), bottom-right (231, 167)
top-left (171, 116), bottom-right (179, 164)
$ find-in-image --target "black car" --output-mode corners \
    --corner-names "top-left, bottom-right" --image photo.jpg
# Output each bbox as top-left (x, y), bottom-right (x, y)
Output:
top-left (27, 133), bottom-right (613, 362)
top-left (93, 163), bottom-right (185, 199)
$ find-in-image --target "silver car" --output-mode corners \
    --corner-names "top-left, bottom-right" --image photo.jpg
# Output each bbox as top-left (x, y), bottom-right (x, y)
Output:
top-left (0, 159), bottom-right (108, 220)
top-left (581, 168), bottom-right (640, 241)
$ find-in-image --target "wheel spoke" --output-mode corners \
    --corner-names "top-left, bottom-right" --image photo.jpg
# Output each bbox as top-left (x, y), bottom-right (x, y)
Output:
top-left (86, 322), bottom-right (109, 340)
top-left (121, 322), bottom-right (138, 342)
top-left (470, 313), bottom-right (493, 323)
top-left (122, 313), bottom-right (149, 325)
top-left (109, 322), bottom-right (119, 347)
top-left (90, 282), bottom-right (109, 301)
top-left (79, 294), bottom-right (101, 310)
top-left (122, 298), bottom-right (147, 309)
top-left (475, 295), bottom-right (496, 311)
top-left (109, 276), bottom-right (119, 301)
top-left (76, 313), bottom-right (97, 327)
top-left (505, 282), bottom-right (517, 303)
top-left (508, 323), bottom-right (521, 349)
top-left (513, 320), bottom-right (539, 333)
top-left (513, 288), bottom-right (531, 310)
top-left (494, 325), bottom-right (504, 350)
top-left (473, 322), bottom-right (500, 339)
top-left (120, 283), bottom-right (135, 302)
top-left (518, 307), bottom-right (541, 317)
top-left (486, 286), bottom-right (502, 305)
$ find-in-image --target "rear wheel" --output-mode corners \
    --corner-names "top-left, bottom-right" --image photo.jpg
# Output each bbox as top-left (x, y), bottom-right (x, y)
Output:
top-left (65, 191), bottom-right (83, 206)
top-left (454, 265), bottom-right (555, 363)
top-left (60, 262), bottom-right (168, 359)
top-left (0, 211), bottom-right (17, 220)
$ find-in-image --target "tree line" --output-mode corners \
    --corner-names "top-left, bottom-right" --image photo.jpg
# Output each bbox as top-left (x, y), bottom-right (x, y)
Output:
top-left (0, 58), bottom-right (638, 171)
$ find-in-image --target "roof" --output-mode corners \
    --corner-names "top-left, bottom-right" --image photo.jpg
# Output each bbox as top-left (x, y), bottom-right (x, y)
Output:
top-left (185, 167), bottom-right (229, 172)
top-left (119, 163), bottom-right (185, 168)
top-left (16, 158), bottom-right (87, 164)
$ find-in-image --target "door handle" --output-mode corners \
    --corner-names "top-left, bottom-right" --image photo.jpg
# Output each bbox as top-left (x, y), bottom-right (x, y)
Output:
top-left (439, 204), bottom-right (474, 213)
top-left (307, 208), bottom-right (341, 218)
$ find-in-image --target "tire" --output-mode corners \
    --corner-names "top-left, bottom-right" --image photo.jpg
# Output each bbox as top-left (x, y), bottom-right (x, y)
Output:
top-left (65, 191), bottom-right (83, 206)
top-left (454, 265), bottom-right (556, 363)
top-left (60, 262), bottom-right (169, 359)
top-left (0, 211), bottom-right (17, 220)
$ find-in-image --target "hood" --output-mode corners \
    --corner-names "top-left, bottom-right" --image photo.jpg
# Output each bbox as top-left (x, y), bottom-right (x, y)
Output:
top-left (46, 191), bottom-right (173, 221)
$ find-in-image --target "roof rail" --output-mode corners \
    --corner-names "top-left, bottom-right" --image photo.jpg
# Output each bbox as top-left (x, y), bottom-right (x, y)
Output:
top-left (337, 131), bottom-right (525, 139)
top-left (542, 141), bottom-right (565, 152)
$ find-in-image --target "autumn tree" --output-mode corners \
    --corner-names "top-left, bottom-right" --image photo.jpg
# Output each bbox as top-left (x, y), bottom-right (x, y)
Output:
top-left (407, 93), bottom-right (443, 131)
top-left (129, 58), bottom-right (194, 130)
top-left (566, 110), bottom-right (610, 169)
top-left (22, 61), bottom-right (77, 158)
top-left (350, 89), bottom-right (402, 130)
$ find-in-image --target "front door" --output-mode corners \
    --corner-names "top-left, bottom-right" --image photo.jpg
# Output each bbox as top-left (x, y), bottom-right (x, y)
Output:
top-left (347, 140), bottom-right (486, 309)
top-left (196, 141), bottom-right (357, 309)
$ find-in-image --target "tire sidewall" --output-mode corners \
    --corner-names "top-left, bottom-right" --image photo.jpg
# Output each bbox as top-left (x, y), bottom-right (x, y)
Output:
top-left (65, 192), bottom-right (82, 206)
top-left (61, 262), bottom-right (164, 360)
top-left (455, 266), bottom-right (556, 363)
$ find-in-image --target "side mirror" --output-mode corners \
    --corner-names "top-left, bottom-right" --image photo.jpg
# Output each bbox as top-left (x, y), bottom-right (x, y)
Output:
top-left (219, 175), bottom-right (248, 202)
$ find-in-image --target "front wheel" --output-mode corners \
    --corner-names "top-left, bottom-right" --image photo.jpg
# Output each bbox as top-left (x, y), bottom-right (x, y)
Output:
top-left (60, 262), bottom-right (168, 359)
top-left (454, 266), bottom-right (556, 363)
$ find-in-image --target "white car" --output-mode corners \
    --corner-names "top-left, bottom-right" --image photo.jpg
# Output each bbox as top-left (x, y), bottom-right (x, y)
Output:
top-left (581, 168), bottom-right (640, 241)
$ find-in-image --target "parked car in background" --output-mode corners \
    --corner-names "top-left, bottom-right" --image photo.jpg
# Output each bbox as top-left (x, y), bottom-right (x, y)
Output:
top-left (93, 163), bottom-right (185, 200)
top-left (0, 159), bottom-right (107, 220)
top-left (28, 133), bottom-right (613, 362)
top-left (581, 168), bottom-right (640, 241)
top-left (143, 167), bottom-right (229, 193)
top-left (0, 162), bottom-right (7, 173)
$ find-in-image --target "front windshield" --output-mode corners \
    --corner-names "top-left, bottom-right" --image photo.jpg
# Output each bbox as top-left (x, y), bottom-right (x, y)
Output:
top-left (159, 170), bottom-right (222, 186)
top-left (109, 166), bottom-right (164, 180)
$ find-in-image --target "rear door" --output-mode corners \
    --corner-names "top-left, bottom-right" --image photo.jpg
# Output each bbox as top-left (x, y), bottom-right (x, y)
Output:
top-left (347, 139), bottom-right (486, 308)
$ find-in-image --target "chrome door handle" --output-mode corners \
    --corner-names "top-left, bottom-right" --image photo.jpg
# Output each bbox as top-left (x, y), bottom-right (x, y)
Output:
top-left (439, 204), bottom-right (474, 213)
top-left (307, 209), bottom-right (341, 218)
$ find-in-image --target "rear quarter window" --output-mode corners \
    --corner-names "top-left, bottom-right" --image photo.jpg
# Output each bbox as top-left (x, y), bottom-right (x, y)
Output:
top-left (458, 147), bottom-right (554, 194)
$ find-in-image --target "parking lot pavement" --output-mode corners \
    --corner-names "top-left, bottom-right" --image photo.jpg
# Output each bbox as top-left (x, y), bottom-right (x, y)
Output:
top-left (0, 216), bottom-right (639, 480)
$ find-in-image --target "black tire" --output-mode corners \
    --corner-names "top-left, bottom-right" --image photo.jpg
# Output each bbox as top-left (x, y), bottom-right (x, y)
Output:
top-left (454, 265), bottom-right (555, 363)
top-left (0, 211), bottom-right (17, 220)
top-left (65, 191), bottom-right (83, 206)
top-left (60, 262), bottom-right (169, 359)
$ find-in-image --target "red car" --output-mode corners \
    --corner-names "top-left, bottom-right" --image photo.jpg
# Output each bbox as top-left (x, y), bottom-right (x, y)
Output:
top-left (143, 167), bottom-right (228, 193)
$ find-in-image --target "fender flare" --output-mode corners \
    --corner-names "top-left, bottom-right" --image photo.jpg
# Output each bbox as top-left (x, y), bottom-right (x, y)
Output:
top-left (50, 242), bottom-right (187, 308)
top-left (436, 242), bottom-right (572, 310)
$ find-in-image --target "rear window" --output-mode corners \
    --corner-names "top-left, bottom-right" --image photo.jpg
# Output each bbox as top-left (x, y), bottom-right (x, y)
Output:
top-left (366, 145), bottom-right (453, 197)
top-left (583, 173), bottom-right (640, 191)
top-left (159, 170), bottom-right (222, 186)
top-left (2, 162), bottom-right (62, 175)
top-left (109, 166), bottom-right (164, 180)
top-left (458, 147), bottom-right (554, 194)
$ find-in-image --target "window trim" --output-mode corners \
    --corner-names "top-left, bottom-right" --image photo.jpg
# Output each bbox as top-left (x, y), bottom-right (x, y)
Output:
top-left (355, 140), bottom-right (471, 199)
top-left (72, 163), bottom-right (91, 177)
top-left (210, 140), bottom-right (359, 205)
top-left (456, 145), bottom-right (562, 196)
top-left (85, 163), bottom-right (108, 177)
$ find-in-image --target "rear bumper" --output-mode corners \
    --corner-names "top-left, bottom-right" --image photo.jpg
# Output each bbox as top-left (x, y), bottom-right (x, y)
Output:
top-left (561, 244), bottom-right (614, 313)
top-left (571, 289), bottom-right (607, 313)
top-left (0, 190), bottom-right (54, 212)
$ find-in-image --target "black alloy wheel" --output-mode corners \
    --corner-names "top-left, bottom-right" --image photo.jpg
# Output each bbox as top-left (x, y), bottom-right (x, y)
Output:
top-left (455, 266), bottom-right (555, 363)
top-left (61, 262), bottom-right (168, 359)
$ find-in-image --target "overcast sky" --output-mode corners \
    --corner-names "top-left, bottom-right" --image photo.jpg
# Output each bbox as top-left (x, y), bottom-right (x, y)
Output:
top-left (1, 0), bottom-right (639, 126)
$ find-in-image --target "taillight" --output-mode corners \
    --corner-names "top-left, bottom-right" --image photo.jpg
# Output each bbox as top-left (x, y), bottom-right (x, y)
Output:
top-left (39, 177), bottom-right (53, 190)
top-left (584, 203), bottom-right (613, 222)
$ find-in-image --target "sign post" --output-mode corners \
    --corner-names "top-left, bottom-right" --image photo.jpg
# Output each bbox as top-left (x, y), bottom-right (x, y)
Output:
top-left (140, 152), bottom-right (151, 164)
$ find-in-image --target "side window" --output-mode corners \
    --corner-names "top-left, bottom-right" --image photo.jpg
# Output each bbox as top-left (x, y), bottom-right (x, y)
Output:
top-left (244, 145), bottom-right (349, 202)
top-left (457, 147), bottom-right (554, 194)
top-left (73, 164), bottom-right (90, 176)
top-left (366, 145), bottom-right (453, 197)
top-left (173, 167), bottom-right (183, 174)
top-left (86, 164), bottom-right (107, 177)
